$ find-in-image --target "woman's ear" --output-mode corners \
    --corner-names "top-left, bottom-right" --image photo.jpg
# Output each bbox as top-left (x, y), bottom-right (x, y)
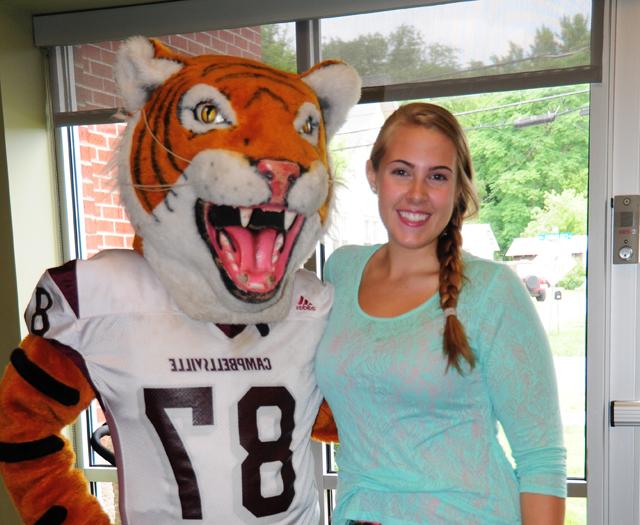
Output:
top-left (366, 160), bottom-right (377, 193)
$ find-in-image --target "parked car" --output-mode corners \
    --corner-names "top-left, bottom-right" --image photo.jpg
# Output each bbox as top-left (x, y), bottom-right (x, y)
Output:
top-left (523, 275), bottom-right (550, 301)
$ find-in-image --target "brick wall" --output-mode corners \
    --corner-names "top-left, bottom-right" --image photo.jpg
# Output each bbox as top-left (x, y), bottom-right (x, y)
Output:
top-left (75, 29), bottom-right (262, 257)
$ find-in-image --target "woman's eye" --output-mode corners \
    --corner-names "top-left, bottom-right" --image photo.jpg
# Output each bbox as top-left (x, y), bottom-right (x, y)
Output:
top-left (392, 168), bottom-right (408, 177)
top-left (196, 103), bottom-right (224, 124)
top-left (430, 173), bottom-right (448, 182)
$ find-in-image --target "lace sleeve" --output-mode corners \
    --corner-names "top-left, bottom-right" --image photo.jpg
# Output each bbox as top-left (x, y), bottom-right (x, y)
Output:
top-left (481, 266), bottom-right (567, 497)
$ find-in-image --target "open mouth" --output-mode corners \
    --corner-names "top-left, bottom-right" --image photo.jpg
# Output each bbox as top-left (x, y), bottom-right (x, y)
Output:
top-left (196, 199), bottom-right (305, 302)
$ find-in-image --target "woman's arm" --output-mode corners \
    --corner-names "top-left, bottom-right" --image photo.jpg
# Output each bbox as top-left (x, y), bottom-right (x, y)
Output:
top-left (520, 492), bottom-right (565, 525)
top-left (480, 266), bottom-right (567, 509)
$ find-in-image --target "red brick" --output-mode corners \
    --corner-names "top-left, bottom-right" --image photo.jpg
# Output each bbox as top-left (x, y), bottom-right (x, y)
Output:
top-left (236, 35), bottom-right (249, 51)
top-left (90, 60), bottom-right (113, 80)
top-left (84, 217), bottom-right (97, 234)
top-left (212, 37), bottom-right (228, 54)
top-left (76, 44), bottom-right (102, 62)
top-left (102, 78), bottom-right (118, 98)
top-left (99, 124), bottom-right (117, 137)
top-left (103, 235), bottom-right (127, 248)
top-left (187, 40), bottom-right (205, 56)
top-left (95, 219), bottom-right (115, 233)
top-left (78, 72), bottom-right (104, 91)
top-left (100, 48), bottom-right (116, 66)
top-left (124, 235), bottom-right (134, 249)
top-left (115, 220), bottom-right (135, 235)
top-left (196, 32), bottom-right (212, 46)
top-left (98, 149), bottom-right (113, 163)
top-left (86, 132), bottom-right (107, 148)
top-left (85, 235), bottom-right (100, 250)
top-left (171, 35), bottom-right (189, 54)
top-left (99, 205), bottom-right (124, 220)
top-left (80, 146), bottom-right (96, 161)
top-left (221, 30), bottom-right (236, 43)
top-left (93, 91), bottom-right (118, 109)
top-left (78, 127), bottom-right (90, 141)
top-left (248, 42), bottom-right (262, 58)
top-left (75, 89), bottom-right (92, 105)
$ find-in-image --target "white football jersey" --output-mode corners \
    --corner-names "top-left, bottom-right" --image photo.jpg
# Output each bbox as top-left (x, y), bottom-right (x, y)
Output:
top-left (25, 249), bottom-right (333, 525)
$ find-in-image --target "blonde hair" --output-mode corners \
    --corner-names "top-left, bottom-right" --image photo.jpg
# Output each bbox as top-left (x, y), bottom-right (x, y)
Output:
top-left (370, 102), bottom-right (479, 373)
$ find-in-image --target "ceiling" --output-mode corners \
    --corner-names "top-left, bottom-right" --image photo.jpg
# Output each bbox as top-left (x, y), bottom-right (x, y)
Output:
top-left (4, 0), bottom-right (166, 16)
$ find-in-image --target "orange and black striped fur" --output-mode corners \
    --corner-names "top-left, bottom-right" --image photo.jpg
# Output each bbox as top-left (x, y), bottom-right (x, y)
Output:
top-left (0, 37), bottom-right (359, 523)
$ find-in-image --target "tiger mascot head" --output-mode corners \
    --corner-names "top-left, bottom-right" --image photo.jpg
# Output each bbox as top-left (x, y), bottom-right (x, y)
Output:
top-left (115, 37), bottom-right (361, 323)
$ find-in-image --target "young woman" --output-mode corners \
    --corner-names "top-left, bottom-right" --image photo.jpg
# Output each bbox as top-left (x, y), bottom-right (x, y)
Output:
top-left (315, 103), bottom-right (566, 525)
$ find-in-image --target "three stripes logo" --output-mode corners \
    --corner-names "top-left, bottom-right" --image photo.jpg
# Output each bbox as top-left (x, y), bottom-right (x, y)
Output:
top-left (296, 295), bottom-right (316, 311)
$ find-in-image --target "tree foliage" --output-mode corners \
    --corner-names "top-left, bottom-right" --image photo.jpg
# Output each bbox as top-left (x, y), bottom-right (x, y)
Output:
top-left (261, 25), bottom-right (296, 73)
top-left (523, 189), bottom-right (587, 237)
top-left (438, 85), bottom-right (589, 256)
top-left (322, 24), bottom-right (460, 84)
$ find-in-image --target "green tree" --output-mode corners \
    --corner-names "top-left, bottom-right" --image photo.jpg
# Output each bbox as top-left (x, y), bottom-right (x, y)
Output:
top-left (261, 25), bottom-right (296, 72)
top-left (523, 189), bottom-right (587, 237)
top-left (489, 42), bottom-right (526, 73)
top-left (559, 13), bottom-right (590, 52)
top-left (321, 24), bottom-right (459, 84)
top-left (439, 85), bottom-right (589, 255)
top-left (322, 33), bottom-right (389, 78)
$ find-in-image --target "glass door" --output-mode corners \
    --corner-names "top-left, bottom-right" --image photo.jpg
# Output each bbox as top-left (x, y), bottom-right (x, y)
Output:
top-left (590, 0), bottom-right (640, 523)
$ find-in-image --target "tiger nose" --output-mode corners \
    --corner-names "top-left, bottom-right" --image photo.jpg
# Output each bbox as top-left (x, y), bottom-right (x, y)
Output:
top-left (257, 159), bottom-right (301, 205)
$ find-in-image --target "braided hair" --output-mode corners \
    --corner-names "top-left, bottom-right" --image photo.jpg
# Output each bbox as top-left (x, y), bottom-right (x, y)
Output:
top-left (369, 103), bottom-right (479, 373)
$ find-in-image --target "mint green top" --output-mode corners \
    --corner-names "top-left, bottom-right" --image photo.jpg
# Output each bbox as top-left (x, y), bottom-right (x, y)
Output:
top-left (315, 245), bottom-right (566, 525)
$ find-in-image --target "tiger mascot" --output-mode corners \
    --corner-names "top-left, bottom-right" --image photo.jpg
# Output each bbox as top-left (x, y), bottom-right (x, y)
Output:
top-left (0, 37), bottom-right (358, 524)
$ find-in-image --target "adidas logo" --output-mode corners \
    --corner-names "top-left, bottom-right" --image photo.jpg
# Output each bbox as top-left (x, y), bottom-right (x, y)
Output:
top-left (296, 295), bottom-right (316, 311)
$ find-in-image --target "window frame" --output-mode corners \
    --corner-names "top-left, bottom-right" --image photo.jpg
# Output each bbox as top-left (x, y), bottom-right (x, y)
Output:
top-left (47, 1), bottom-right (602, 519)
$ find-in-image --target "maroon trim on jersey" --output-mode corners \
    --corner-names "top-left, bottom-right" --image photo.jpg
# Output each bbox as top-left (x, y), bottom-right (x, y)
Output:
top-left (52, 340), bottom-right (100, 401)
top-left (215, 323), bottom-right (247, 338)
top-left (48, 260), bottom-right (79, 318)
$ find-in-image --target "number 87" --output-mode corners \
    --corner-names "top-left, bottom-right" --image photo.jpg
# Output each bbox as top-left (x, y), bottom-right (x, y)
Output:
top-left (144, 385), bottom-right (296, 520)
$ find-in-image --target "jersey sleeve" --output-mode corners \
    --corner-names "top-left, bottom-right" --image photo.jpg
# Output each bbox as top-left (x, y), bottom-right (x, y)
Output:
top-left (24, 260), bottom-right (82, 351)
top-left (478, 265), bottom-right (567, 498)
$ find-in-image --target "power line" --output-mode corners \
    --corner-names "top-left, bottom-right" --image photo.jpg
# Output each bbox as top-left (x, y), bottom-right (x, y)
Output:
top-left (453, 89), bottom-right (589, 117)
top-left (332, 90), bottom-right (589, 139)
top-left (330, 104), bottom-right (589, 152)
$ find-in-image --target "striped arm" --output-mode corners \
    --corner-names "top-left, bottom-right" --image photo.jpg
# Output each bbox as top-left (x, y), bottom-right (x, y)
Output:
top-left (311, 399), bottom-right (339, 443)
top-left (0, 335), bottom-right (111, 525)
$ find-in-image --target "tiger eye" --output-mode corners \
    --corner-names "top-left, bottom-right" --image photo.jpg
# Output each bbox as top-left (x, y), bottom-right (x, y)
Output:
top-left (301, 117), bottom-right (315, 135)
top-left (199, 104), bottom-right (219, 124)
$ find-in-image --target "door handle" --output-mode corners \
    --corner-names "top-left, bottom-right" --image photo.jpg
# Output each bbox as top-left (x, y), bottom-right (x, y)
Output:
top-left (611, 401), bottom-right (640, 426)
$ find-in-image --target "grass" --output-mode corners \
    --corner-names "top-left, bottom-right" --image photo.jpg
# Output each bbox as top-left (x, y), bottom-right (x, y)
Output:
top-left (566, 498), bottom-right (587, 524)
top-left (547, 320), bottom-right (586, 357)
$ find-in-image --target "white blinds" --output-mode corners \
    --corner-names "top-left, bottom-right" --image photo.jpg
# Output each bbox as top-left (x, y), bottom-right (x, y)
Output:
top-left (33, 0), bottom-right (470, 47)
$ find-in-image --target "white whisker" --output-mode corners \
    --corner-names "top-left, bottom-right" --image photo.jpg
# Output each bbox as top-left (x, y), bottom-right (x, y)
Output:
top-left (120, 182), bottom-right (193, 191)
top-left (141, 109), bottom-right (192, 165)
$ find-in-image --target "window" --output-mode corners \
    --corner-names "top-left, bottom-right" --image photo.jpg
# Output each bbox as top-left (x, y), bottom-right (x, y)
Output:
top-left (46, 1), bottom-right (601, 523)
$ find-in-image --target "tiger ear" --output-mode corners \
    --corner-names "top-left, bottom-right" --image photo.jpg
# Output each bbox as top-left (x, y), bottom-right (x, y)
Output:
top-left (301, 60), bottom-right (362, 140)
top-left (115, 36), bottom-right (184, 114)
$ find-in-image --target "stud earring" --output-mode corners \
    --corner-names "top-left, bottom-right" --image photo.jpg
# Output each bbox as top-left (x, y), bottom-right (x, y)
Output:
top-left (370, 185), bottom-right (377, 194)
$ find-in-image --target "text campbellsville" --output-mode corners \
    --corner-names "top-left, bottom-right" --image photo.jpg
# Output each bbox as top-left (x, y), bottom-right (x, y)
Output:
top-left (168, 357), bottom-right (272, 372)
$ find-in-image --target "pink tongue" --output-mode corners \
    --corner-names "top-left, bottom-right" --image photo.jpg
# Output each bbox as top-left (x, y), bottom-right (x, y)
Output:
top-left (225, 226), bottom-right (277, 273)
